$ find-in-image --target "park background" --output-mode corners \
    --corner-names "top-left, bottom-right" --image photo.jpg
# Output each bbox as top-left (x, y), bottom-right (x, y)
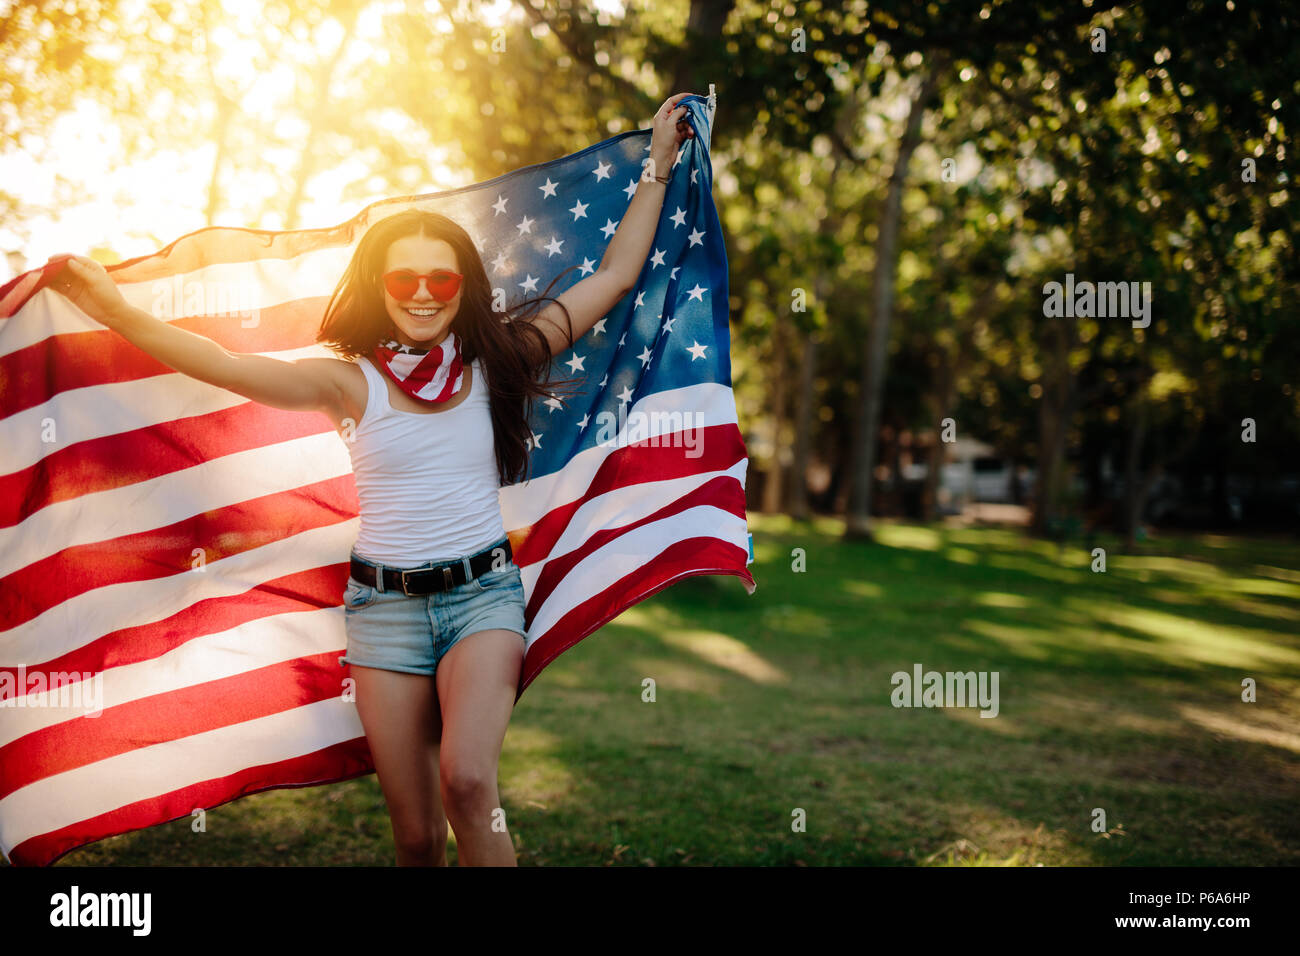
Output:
top-left (1, 0), bottom-right (1296, 864)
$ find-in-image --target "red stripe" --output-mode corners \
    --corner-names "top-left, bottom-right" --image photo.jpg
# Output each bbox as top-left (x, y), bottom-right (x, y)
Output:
top-left (0, 401), bottom-right (340, 529)
top-left (5, 736), bottom-right (374, 866)
top-left (522, 473), bottom-right (746, 619)
top-left (0, 298), bottom-right (330, 416)
top-left (512, 422), bottom-right (747, 567)
top-left (0, 651), bottom-right (352, 800)
top-left (518, 535), bottom-right (753, 695)
top-left (1, 563), bottom-right (348, 689)
top-left (0, 474), bottom-right (358, 628)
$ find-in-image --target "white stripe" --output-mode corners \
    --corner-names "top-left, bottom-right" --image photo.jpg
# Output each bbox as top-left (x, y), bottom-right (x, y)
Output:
top-left (0, 338), bottom-right (339, 474)
top-left (527, 458), bottom-right (748, 587)
top-left (0, 605), bottom-right (346, 747)
top-left (499, 382), bottom-right (741, 531)
top-left (524, 503), bottom-right (749, 644)
top-left (0, 519), bottom-right (357, 666)
top-left (0, 696), bottom-right (363, 859)
top-left (0, 429), bottom-right (354, 579)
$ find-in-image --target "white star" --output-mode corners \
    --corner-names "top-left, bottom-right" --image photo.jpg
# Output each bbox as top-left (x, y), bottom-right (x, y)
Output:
top-left (670, 266), bottom-right (680, 280)
top-left (544, 235), bottom-right (564, 257)
top-left (528, 430), bottom-right (543, 449)
top-left (661, 315), bottom-right (675, 334)
top-left (565, 352), bottom-right (585, 373)
top-left (686, 283), bottom-right (707, 302)
top-left (578, 413), bottom-right (589, 429)
top-left (519, 274), bottom-right (539, 293)
top-left (670, 207), bottom-right (687, 227)
top-left (578, 257), bottom-right (597, 276)
top-left (623, 178), bottom-right (639, 201)
top-left (687, 340), bottom-right (708, 360)
top-left (634, 290), bottom-right (645, 308)
top-left (544, 397), bottom-right (563, 413)
top-left (593, 160), bottom-right (612, 182)
top-left (649, 248), bottom-right (666, 268)
top-left (687, 228), bottom-right (705, 247)
top-left (569, 198), bottom-right (589, 220)
top-left (516, 215), bottom-right (535, 236)
top-left (592, 317), bottom-right (607, 335)
top-left (690, 167), bottom-right (698, 184)
top-left (618, 332), bottom-right (626, 347)
top-left (599, 374), bottom-right (608, 387)
top-left (637, 345), bottom-right (653, 367)
top-left (492, 195), bottom-right (508, 216)
top-left (617, 385), bottom-right (634, 404)
top-left (491, 251), bottom-right (509, 272)
top-left (539, 178), bottom-right (558, 198)
top-left (600, 218), bottom-right (619, 239)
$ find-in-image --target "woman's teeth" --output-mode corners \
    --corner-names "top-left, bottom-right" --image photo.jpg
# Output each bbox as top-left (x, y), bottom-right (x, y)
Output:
top-left (405, 307), bottom-right (442, 318)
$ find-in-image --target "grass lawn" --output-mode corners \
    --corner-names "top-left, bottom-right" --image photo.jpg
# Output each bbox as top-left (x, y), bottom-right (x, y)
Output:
top-left (51, 515), bottom-right (1300, 866)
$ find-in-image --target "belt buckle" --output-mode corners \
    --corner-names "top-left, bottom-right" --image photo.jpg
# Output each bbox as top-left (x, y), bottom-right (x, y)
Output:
top-left (396, 567), bottom-right (411, 596)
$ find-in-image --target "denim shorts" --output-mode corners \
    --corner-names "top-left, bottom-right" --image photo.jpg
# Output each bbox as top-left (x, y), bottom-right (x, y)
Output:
top-left (338, 537), bottom-right (527, 677)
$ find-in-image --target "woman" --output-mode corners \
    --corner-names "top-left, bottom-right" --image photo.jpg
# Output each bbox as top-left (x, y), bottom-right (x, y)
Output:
top-left (48, 92), bottom-right (697, 866)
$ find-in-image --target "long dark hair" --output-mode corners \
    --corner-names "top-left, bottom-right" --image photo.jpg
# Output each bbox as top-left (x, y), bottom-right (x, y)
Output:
top-left (317, 209), bottom-right (585, 485)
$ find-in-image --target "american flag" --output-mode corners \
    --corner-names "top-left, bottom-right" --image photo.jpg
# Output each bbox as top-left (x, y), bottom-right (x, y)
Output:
top-left (0, 90), bottom-right (754, 866)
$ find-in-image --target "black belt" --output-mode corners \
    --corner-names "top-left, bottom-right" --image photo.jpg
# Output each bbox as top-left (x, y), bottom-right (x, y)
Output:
top-left (349, 538), bottom-right (512, 595)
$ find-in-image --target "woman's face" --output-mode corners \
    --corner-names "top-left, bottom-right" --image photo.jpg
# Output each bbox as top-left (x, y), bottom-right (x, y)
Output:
top-left (381, 233), bottom-right (463, 348)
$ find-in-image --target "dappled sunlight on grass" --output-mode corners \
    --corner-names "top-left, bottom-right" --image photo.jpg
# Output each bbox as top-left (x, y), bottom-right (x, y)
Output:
top-left (875, 524), bottom-right (943, 551)
top-left (1096, 605), bottom-right (1300, 671)
top-left (626, 657), bottom-right (726, 694)
top-left (659, 628), bottom-right (788, 684)
top-left (502, 724), bottom-right (582, 803)
top-left (844, 579), bottom-right (885, 599)
top-left (975, 591), bottom-right (1033, 609)
top-left (1177, 704), bottom-right (1300, 755)
top-left (941, 705), bottom-right (1021, 735)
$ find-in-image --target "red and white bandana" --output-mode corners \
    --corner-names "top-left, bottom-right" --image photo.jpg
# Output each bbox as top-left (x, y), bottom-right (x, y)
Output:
top-left (370, 331), bottom-right (466, 405)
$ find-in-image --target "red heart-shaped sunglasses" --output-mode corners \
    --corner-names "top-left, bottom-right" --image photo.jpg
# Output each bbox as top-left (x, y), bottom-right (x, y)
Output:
top-left (381, 269), bottom-right (464, 302)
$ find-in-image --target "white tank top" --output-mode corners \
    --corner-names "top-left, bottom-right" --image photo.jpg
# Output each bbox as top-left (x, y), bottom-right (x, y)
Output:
top-left (345, 354), bottom-right (506, 568)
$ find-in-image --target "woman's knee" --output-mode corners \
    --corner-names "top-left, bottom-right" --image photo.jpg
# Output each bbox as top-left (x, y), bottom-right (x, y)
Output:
top-left (439, 761), bottom-right (497, 812)
top-left (392, 817), bottom-right (448, 859)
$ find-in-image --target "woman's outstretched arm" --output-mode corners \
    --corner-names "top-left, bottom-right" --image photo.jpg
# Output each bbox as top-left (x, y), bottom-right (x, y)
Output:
top-left (528, 92), bottom-right (697, 359)
top-left (48, 254), bottom-right (345, 415)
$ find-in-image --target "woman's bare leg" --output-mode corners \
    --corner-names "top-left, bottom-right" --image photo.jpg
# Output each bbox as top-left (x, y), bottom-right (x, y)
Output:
top-left (350, 665), bottom-right (447, 866)
top-left (435, 628), bottom-right (525, 866)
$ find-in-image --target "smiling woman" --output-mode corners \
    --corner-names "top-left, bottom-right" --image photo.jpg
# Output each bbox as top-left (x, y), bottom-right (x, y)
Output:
top-left (41, 90), bottom-right (701, 867)
top-left (316, 208), bottom-right (591, 487)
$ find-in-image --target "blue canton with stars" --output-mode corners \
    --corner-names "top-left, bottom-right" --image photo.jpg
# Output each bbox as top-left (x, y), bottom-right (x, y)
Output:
top-left (406, 92), bottom-right (730, 484)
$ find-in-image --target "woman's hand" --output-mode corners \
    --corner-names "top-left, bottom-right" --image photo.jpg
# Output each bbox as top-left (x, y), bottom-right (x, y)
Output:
top-left (648, 92), bottom-right (697, 178)
top-left (47, 254), bottom-right (132, 329)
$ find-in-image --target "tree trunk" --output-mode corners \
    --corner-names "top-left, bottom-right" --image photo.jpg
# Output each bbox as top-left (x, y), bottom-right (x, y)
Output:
top-left (761, 323), bottom-right (788, 513)
top-left (789, 331), bottom-right (818, 520)
top-left (921, 354), bottom-right (955, 522)
top-left (1122, 383), bottom-right (1150, 548)
top-left (844, 63), bottom-right (944, 539)
top-left (1030, 317), bottom-right (1077, 535)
